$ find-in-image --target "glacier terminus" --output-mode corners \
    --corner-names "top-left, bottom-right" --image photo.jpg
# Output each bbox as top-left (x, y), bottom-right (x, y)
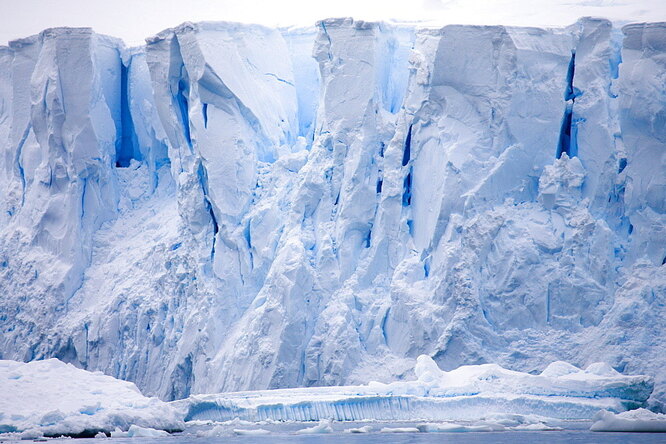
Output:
top-left (0, 13), bottom-right (665, 433)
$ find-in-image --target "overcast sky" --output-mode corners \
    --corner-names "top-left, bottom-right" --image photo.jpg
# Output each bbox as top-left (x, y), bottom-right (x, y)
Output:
top-left (1, 0), bottom-right (664, 46)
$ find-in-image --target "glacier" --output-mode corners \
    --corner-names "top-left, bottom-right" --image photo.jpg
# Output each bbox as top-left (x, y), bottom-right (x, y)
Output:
top-left (0, 15), bottom-right (664, 414)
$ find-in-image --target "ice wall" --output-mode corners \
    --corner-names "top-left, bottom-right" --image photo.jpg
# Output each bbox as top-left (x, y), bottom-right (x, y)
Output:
top-left (0, 18), bottom-right (664, 409)
top-left (0, 29), bottom-right (123, 360)
top-left (618, 22), bottom-right (666, 265)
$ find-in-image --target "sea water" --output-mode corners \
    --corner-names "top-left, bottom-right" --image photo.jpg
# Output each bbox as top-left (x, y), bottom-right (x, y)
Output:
top-left (82, 432), bottom-right (666, 443)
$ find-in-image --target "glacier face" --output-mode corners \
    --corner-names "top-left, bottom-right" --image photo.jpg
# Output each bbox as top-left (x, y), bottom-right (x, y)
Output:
top-left (0, 17), bottom-right (664, 407)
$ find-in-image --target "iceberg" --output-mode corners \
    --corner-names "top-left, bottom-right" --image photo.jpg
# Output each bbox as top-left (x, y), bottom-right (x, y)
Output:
top-left (110, 425), bottom-right (170, 438)
top-left (590, 409), bottom-right (666, 432)
top-left (294, 419), bottom-right (333, 434)
top-left (344, 425), bottom-right (373, 433)
top-left (176, 355), bottom-right (653, 423)
top-left (0, 359), bottom-right (182, 437)
top-left (233, 428), bottom-right (271, 435)
top-left (0, 15), bottom-right (664, 414)
top-left (380, 427), bottom-right (420, 433)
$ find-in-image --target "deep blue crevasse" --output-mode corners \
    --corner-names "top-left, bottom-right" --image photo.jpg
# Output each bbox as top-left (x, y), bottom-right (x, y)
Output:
top-left (116, 62), bottom-right (141, 167)
top-left (556, 52), bottom-right (581, 159)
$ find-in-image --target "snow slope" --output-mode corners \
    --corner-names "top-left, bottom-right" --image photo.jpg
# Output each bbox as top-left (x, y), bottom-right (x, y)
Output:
top-left (0, 17), bottom-right (664, 410)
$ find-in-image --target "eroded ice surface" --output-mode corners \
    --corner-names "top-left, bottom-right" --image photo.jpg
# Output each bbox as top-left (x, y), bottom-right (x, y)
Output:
top-left (176, 355), bottom-right (653, 422)
top-left (0, 17), bottom-right (664, 412)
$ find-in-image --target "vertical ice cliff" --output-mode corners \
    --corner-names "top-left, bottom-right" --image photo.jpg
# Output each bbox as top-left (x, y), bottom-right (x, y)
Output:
top-left (0, 29), bottom-right (122, 360)
top-left (617, 22), bottom-right (666, 265)
top-left (207, 19), bottom-right (415, 391)
top-left (581, 21), bottom-right (666, 404)
top-left (0, 18), bottom-right (664, 408)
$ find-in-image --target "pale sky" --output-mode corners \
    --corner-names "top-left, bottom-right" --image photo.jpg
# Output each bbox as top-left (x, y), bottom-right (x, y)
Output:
top-left (0, 0), bottom-right (664, 46)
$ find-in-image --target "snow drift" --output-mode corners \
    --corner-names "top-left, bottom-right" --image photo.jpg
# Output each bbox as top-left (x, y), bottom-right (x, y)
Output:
top-left (0, 17), bottom-right (664, 410)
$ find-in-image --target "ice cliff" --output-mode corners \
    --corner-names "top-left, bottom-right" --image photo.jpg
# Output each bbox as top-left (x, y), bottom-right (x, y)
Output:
top-left (0, 18), bottom-right (664, 408)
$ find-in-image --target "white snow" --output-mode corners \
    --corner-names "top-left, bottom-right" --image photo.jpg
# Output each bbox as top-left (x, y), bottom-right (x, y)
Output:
top-left (590, 409), bottom-right (666, 433)
top-left (0, 359), bottom-right (182, 437)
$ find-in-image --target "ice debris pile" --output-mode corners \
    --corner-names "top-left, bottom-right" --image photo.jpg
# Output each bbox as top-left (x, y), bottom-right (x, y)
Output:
top-left (0, 17), bottom-right (664, 409)
top-left (0, 359), bottom-right (182, 437)
top-left (177, 355), bottom-right (653, 422)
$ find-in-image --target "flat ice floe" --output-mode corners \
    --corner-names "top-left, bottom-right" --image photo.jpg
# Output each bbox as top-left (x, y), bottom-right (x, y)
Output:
top-left (0, 359), bottom-right (182, 437)
top-left (176, 355), bottom-right (653, 422)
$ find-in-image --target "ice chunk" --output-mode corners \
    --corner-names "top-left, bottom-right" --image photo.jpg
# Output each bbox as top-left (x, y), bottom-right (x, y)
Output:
top-left (417, 422), bottom-right (505, 432)
top-left (380, 427), bottom-right (420, 433)
top-left (511, 423), bottom-right (563, 431)
top-left (344, 425), bottom-right (373, 433)
top-left (126, 424), bottom-right (169, 437)
top-left (590, 409), bottom-right (666, 432)
top-left (234, 428), bottom-right (271, 435)
top-left (0, 359), bottom-right (182, 437)
top-left (295, 419), bottom-right (333, 434)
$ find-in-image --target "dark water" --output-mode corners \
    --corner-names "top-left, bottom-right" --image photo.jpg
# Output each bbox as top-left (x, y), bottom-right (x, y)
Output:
top-left (100, 431), bottom-right (666, 443)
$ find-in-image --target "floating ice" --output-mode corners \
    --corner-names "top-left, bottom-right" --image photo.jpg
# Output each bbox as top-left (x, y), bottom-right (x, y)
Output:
top-left (0, 359), bottom-right (182, 437)
top-left (590, 409), bottom-right (666, 433)
top-left (294, 419), bottom-right (333, 434)
top-left (344, 425), bottom-right (373, 433)
top-left (120, 425), bottom-right (170, 438)
top-left (380, 427), bottom-right (420, 433)
top-left (234, 428), bottom-right (271, 435)
top-left (177, 355), bottom-right (653, 422)
top-left (417, 422), bottom-right (506, 432)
